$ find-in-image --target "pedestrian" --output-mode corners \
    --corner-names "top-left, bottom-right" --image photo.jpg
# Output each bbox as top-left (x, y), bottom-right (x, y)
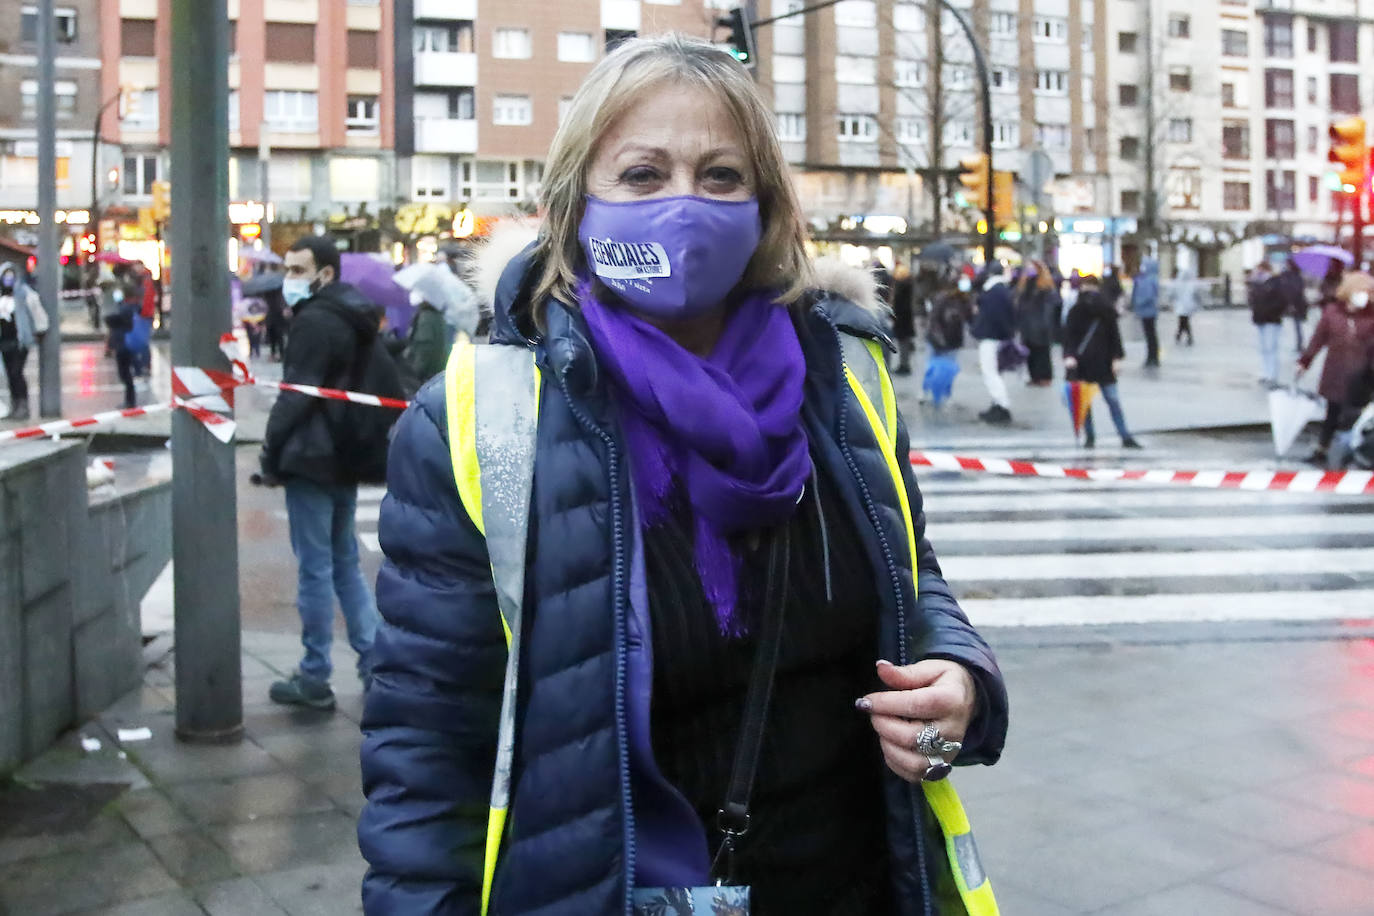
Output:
top-left (260, 235), bottom-right (384, 711)
top-left (1101, 264), bottom-right (1124, 309)
top-left (1063, 276), bottom-right (1141, 449)
top-left (263, 285), bottom-right (289, 361)
top-left (0, 262), bottom-right (48, 420)
top-left (1015, 258), bottom-right (1059, 386)
top-left (1130, 257), bottom-right (1161, 367)
top-left (971, 262), bottom-right (1016, 423)
top-left (889, 260), bottom-right (916, 375)
top-left (1296, 271), bottom-right (1374, 466)
top-left (1248, 261), bottom-right (1286, 388)
top-left (358, 36), bottom-right (1007, 916)
top-left (101, 269), bottom-right (139, 409)
top-left (1320, 260), bottom-right (1345, 305)
top-left (399, 294), bottom-right (449, 391)
top-left (127, 263), bottom-right (156, 379)
top-left (1279, 259), bottom-right (1309, 352)
top-left (923, 276), bottom-right (969, 406)
top-left (1171, 266), bottom-right (1200, 346)
top-left (870, 257), bottom-right (893, 307)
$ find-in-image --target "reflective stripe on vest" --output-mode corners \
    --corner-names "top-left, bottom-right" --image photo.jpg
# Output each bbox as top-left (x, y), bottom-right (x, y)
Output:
top-left (838, 334), bottom-right (1000, 916)
top-left (442, 338), bottom-right (541, 916)
top-left (446, 332), bottom-right (996, 916)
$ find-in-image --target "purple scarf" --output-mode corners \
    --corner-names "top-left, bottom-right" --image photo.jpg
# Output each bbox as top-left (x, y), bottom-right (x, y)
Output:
top-left (579, 280), bottom-right (812, 635)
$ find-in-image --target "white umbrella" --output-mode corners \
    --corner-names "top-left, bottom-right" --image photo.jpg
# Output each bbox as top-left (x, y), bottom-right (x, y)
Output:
top-left (1268, 386), bottom-right (1325, 457)
top-left (393, 262), bottom-right (479, 336)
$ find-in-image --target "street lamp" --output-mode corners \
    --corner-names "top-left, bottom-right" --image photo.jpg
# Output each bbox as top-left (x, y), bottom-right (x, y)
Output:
top-left (90, 87), bottom-right (127, 247)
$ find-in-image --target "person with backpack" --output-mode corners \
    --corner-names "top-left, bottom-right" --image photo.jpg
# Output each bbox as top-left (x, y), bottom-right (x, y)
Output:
top-left (260, 235), bottom-right (402, 710)
top-left (1249, 261), bottom-right (1287, 388)
top-left (0, 262), bottom-right (49, 420)
top-left (923, 277), bottom-right (969, 406)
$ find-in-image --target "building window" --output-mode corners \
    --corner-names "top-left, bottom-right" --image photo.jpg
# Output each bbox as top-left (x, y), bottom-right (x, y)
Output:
top-left (894, 117), bottom-right (923, 144)
top-left (1264, 69), bottom-right (1293, 108)
top-left (1033, 17), bottom-right (1067, 41)
top-left (1168, 14), bottom-right (1190, 39)
top-left (1310, 174), bottom-right (1321, 203)
top-left (1119, 136), bottom-right (1140, 161)
top-left (1265, 119), bottom-right (1295, 158)
top-left (1223, 181), bottom-right (1251, 210)
top-left (265, 22), bottom-right (316, 63)
top-left (1118, 84), bottom-right (1138, 106)
top-left (1169, 67), bottom-right (1191, 92)
top-left (1167, 169), bottom-right (1201, 210)
top-left (1120, 190), bottom-right (1141, 213)
top-left (1330, 73), bottom-right (1360, 113)
top-left (493, 27), bottom-right (532, 59)
top-left (605, 29), bottom-right (636, 51)
top-left (776, 112), bottom-right (806, 142)
top-left (835, 0), bottom-right (878, 27)
top-left (121, 154), bottom-right (158, 196)
top-left (1035, 122), bottom-right (1070, 149)
top-left (1329, 22), bottom-right (1358, 63)
top-left (268, 155), bottom-right (312, 201)
top-left (493, 94), bottom-right (532, 126)
top-left (120, 87), bottom-right (157, 131)
top-left (1168, 118), bottom-right (1193, 143)
top-left (1307, 76), bottom-right (1319, 105)
top-left (330, 157), bottom-right (380, 204)
top-left (264, 90), bottom-right (319, 133)
top-left (417, 89), bottom-right (474, 120)
top-left (1307, 124), bottom-right (1319, 153)
top-left (228, 89), bottom-right (239, 132)
top-left (20, 79), bottom-right (77, 120)
top-left (412, 156), bottom-right (450, 201)
top-left (1222, 83), bottom-right (1236, 107)
top-left (944, 65), bottom-right (972, 90)
top-left (347, 29), bottom-right (378, 68)
top-left (1036, 70), bottom-right (1067, 94)
top-left (990, 68), bottom-right (1017, 90)
top-left (1222, 121), bottom-right (1250, 159)
top-left (1266, 169), bottom-right (1296, 211)
top-left (893, 59), bottom-right (925, 88)
top-left (837, 114), bottom-right (878, 142)
top-left (471, 160), bottom-right (526, 201)
top-left (1308, 24), bottom-right (1318, 53)
top-left (414, 22), bottom-right (475, 53)
top-left (557, 31), bottom-right (596, 62)
top-left (1263, 15), bottom-right (1293, 58)
top-left (993, 121), bottom-right (1018, 148)
top-left (989, 11), bottom-right (1015, 36)
top-left (943, 120), bottom-right (974, 146)
top-left (836, 55), bottom-right (877, 84)
top-left (893, 3), bottom-right (923, 32)
top-left (1118, 31), bottom-right (1137, 53)
top-left (121, 18), bottom-right (156, 56)
top-left (20, 5), bottom-right (77, 43)
top-left (346, 96), bottom-right (379, 134)
top-left (1222, 29), bottom-right (1248, 56)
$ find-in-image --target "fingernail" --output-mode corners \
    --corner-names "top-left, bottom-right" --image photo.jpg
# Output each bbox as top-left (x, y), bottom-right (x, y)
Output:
top-left (876, 659), bottom-right (894, 668)
top-left (854, 697), bottom-right (873, 712)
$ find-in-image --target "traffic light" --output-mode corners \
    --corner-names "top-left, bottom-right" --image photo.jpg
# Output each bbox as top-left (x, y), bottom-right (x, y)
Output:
top-left (719, 8), bottom-right (756, 68)
top-left (992, 171), bottom-right (1015, 227)
top-left (958, 154), bottom-right (990, 210)
top-left (1329, 118), bottom-right (1368, 193)
top-left (151, 180), bottom-right (170, 223)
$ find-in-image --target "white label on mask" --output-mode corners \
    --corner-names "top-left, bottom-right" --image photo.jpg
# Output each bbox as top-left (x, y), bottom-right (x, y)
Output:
top-left (585, 237), bottom-right (671, 280)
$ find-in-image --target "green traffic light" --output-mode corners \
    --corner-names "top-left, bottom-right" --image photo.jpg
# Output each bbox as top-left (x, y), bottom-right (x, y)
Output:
top-left (730, 48), bottom-right (749, 61)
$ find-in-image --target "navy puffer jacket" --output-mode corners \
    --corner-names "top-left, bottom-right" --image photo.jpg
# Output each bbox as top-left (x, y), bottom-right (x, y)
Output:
top-left (358, 250), bottom-right (1009, 914)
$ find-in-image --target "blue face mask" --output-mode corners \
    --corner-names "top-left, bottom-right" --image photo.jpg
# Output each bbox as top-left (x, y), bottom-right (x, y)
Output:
top-left (578, 195), bottom-right (762, 319)
top-left (112, 288), bottom-right (125, 303)
top-left (282, 277), bottom-right (312, 307)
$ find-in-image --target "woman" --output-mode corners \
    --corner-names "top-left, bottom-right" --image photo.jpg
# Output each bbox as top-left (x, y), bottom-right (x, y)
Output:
top-left (1171, 267), bottom-right (1200, 346)
top-left (1064, 276), bottom-right (1141, 449)
top-left (0, 262), bottom-right (47, 421)
top-left (358, 36), bottom-right (1007, 916)
top-left (1015, 259), bottom-right (1058, 386)
top-left (102, 268), bottom-right (140, 409)
top-left (1297, 271), bottom-right (1374, 466)
top-left (889, 260), bottom-right (916, 375)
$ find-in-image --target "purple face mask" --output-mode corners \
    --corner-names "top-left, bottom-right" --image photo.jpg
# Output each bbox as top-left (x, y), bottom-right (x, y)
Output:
top-left (578, 194), bottom-right (762, 319)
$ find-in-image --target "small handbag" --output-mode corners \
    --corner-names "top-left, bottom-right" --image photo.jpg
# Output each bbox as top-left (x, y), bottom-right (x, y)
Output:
top-left (632, 525), bottom-right (791, 916)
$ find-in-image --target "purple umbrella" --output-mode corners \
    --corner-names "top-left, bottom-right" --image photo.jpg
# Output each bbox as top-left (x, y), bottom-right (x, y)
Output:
top-left (1292, 244), bottom-right (1354, 279)
top-left (339, 252), bottom-right (414, 334)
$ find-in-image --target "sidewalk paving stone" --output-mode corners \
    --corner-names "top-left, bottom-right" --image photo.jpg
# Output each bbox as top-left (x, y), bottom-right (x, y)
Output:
top-left (193, 877), bottom-right (290, 916)
top-left (0, 842), bottom-right (179, 915)
top-left (1212, 851), bottom-right (1374, 915)
top-left (1091, 882), bottom-right (1293, 916)
top-left (163, 773), bottom-right (335, 826)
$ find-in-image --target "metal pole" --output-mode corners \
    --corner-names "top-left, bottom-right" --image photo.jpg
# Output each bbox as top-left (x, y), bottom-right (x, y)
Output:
top-left (258, 125), bottom-right (272, 252)
top-left (1142, 0), bottom-right (1157, 238)
top-left (937, 1), bottom-right (995, 265)
top-left (90, 93), bottom-right (121, 244)
top-left (35, 0), bottom-right (61, 418)
top-left (170, 0), bottom-right (242, 743)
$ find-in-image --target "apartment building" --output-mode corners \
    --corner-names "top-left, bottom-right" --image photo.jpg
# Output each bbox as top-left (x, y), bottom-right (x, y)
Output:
top-left (396, 0), bottom-right (720, 218)
top-left (100, 0), bottom-right (397, 243)
top-left (0, 0), bottom-right (101, 250)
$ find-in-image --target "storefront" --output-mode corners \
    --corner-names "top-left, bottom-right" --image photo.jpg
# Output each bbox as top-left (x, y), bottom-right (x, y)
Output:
top-left (1054, 216), bottom-right (1136, 278)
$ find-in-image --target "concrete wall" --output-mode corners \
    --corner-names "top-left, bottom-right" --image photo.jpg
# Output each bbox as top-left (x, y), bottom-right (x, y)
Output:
top-left (0, 440), bottom-right (171, 778)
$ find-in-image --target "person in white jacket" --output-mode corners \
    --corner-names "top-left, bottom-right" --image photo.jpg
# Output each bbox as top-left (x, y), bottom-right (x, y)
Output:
top-left (0, 262), bottom-right (49, 420)
top-left (1171, 267), bottom-right (1200, 347)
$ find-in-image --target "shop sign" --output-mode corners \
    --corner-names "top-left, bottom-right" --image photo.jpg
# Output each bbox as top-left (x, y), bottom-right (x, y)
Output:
top-left (0, 209), bottom-right (91, 226)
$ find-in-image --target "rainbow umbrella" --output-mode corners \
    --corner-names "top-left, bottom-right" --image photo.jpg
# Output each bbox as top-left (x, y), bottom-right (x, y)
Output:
top-left (1064, 379), bottom-right (1100, 437)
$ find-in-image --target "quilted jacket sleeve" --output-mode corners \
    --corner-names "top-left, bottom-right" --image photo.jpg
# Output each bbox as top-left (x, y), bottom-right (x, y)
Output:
top-left (358, 381), bottom-right (508, 914)
top-left (893, 413), bottom-right (1009, 767)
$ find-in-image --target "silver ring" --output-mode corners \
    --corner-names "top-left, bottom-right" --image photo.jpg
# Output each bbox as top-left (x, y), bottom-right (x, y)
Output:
top-left (916, 725), bottom-right (963, 759)
top-left (921, 755), bottom-right (952, 782)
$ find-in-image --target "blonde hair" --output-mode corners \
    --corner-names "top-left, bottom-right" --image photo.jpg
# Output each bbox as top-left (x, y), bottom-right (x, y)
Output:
top-left (533, 34), bottom-right (811, 321)
top-left (1336, 270), bottom-right (1374, 303)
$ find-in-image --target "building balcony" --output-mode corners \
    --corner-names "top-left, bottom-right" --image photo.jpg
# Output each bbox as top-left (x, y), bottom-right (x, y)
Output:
top-left (416, 0), bottom-right (475, 19)
top-left (415, 51), bottom-right (477, 88)
top-left (416, 118), bottom-right (477, 154)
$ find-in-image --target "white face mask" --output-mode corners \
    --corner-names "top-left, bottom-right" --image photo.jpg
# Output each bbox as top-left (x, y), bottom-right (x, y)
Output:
top-left (957, 277), bottom-right (972, 293)
top-left (1351, 290), bottom-right (1369, 310)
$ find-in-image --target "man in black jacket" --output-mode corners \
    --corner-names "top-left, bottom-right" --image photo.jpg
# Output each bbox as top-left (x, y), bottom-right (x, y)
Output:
top-left (261, 236), bottom-right (381, 710)
top-left (1279, 259), bottom-right (1309, 351)
top-left (1249, 262), bottom-right (1287, 389)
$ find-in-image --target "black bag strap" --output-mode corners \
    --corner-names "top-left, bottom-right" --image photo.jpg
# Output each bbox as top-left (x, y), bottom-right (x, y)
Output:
top-left (711, 523), bottom-right (791, 886)
top-left (1073, 319), bottom-right (1101, 357)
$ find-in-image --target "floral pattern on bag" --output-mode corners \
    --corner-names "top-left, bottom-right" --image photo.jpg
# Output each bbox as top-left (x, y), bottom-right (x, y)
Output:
top-left (632, 885), bottom-right (750, 916)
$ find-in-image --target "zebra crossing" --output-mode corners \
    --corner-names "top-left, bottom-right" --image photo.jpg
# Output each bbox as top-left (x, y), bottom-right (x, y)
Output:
top-left (915, 467), bottom-right (1374, 630)
top-left (356, 485), bottom-right (386, 554)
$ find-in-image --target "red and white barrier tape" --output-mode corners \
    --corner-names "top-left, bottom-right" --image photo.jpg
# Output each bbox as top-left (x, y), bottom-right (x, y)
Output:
top-left (0, 402), bottom-right (173, 444)
top-left (909, 451), bottom-right (1374, 494)
top-left (60, 287), bottom-right (100, 300)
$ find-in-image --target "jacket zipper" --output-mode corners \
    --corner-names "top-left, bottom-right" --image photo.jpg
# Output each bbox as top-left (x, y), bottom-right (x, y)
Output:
top-left (825, 315), bottom-right (933, 916)
top-left (556, 371), bottom-right (637, 915)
